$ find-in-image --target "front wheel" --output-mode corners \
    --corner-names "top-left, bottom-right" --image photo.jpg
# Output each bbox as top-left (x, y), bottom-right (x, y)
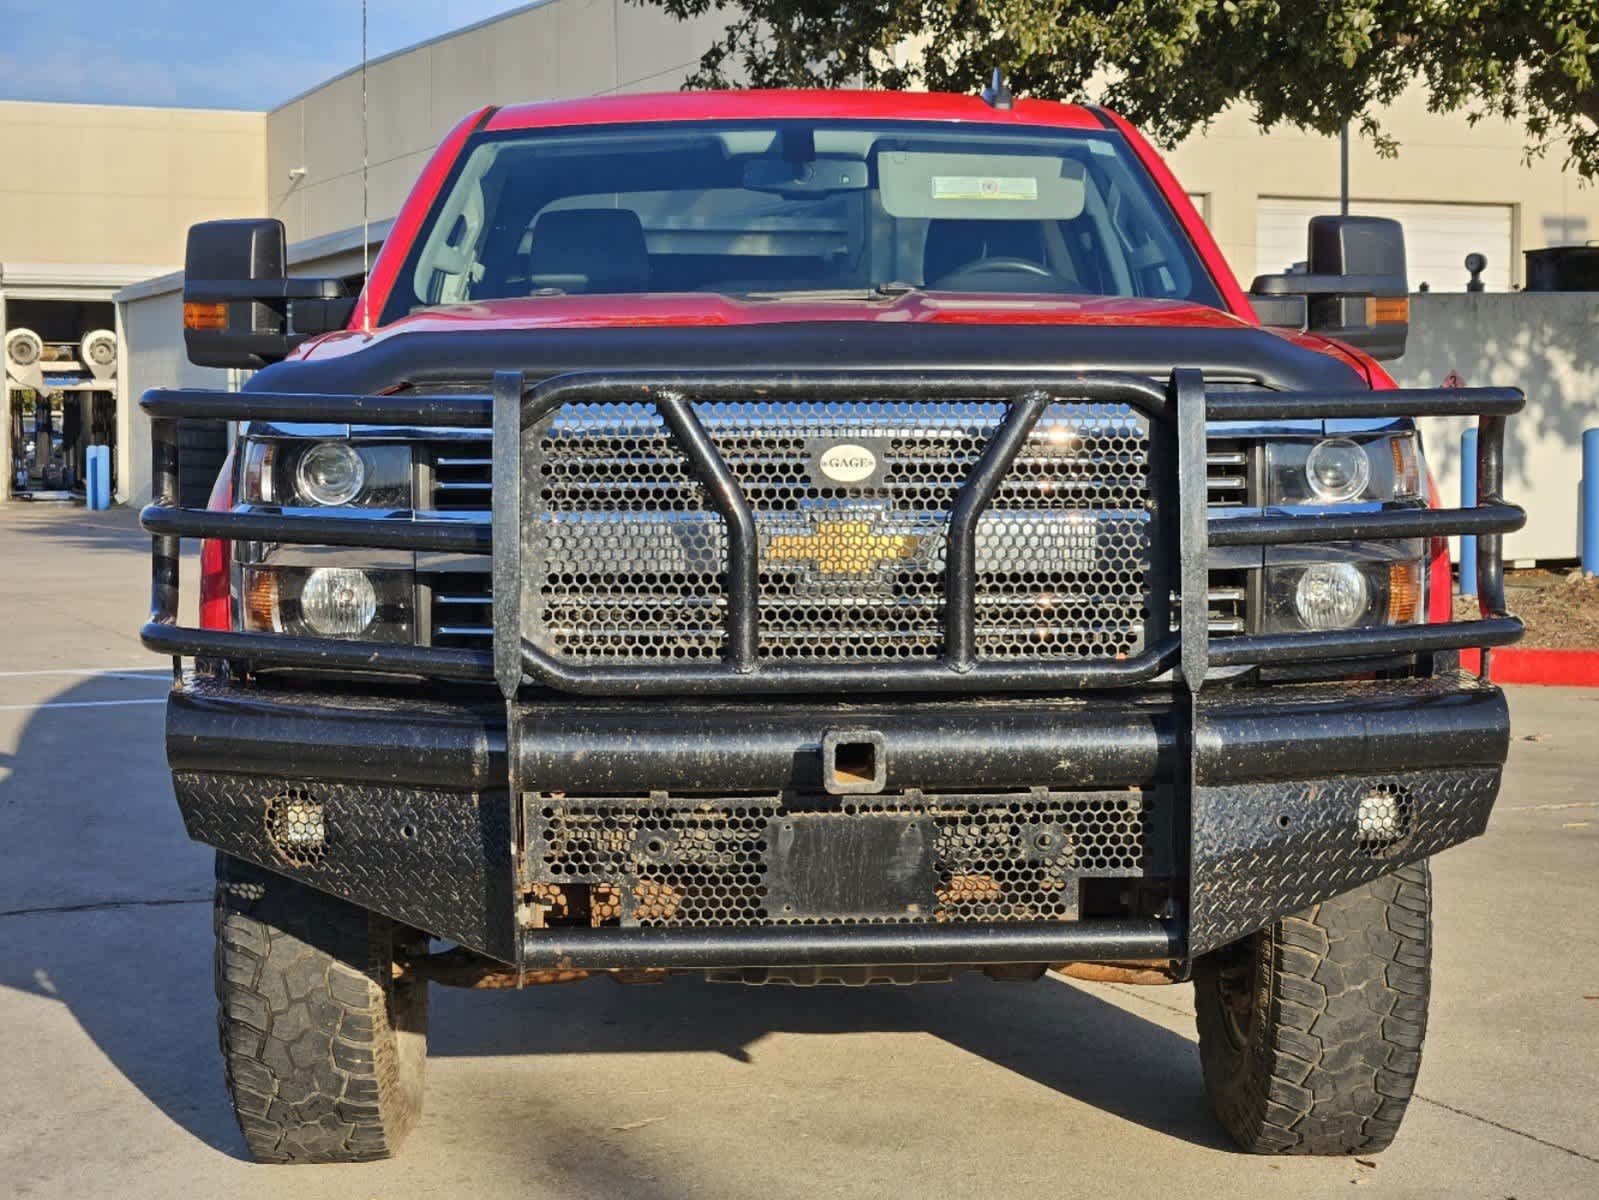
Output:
top-left (1193, 861), bottom-right (1431, 1155)
top-left (214, 854), bottom-right (429, 1163)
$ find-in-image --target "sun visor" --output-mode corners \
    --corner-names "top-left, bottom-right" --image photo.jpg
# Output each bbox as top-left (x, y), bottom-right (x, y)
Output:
top-left (878, 152), bottom-right (1086, 221)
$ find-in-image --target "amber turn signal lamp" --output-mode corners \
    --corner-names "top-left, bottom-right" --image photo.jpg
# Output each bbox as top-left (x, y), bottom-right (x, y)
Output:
top-left (1390, 435), bottom-right (1421, 497)
top-left (243, 569), bottom-right (280, 633)
top-left (183, 301), bottom-right (228, 331)
top-left (1368, 296), bottom-right (1409, 325)
top-left (1387, 561), bottom-right (1423, 624)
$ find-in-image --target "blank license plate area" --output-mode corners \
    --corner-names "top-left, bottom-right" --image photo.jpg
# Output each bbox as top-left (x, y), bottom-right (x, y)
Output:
top-left (764, 814), bottom-right (937, 920)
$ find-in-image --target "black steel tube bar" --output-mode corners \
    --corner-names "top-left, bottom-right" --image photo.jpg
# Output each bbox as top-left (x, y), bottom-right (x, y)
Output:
top-left (519, 369), bottom-right (1175, 422)
top-left (1175, 369), bottom-right (1210, 692)
top-left (1476, 413), bottom-right (1511, 617)
top-left (518, 919), bottom-right (1181, 969)
top-left (654, 391), bottom-right (761, 672)
top-left (139, 506), bottom-right (492, 553)
top-left (141, 388), bottom-right (492, 427)
top-left (141, 367), bottom-right (1524, 689)
top-left (491, 370), bottom-right (524, 698)
top-left (1205, 386), bottom-right (1523, 422)
top-left (141, 623), bottom-right (494, 679)
top-left (521, 638), bottom-right (1181, 696)
top-left (148, 415), bottom-right (181, 629)
top-left (1209, 503), bottom-right (1525, 547)
top-left (1207, 617), bottom-right (1523, 667)
top-left (944, 391), bottom-right (1050, 669)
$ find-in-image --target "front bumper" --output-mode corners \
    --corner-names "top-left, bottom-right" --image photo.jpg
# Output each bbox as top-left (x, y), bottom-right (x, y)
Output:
top-left (167, 671), bottom-right (1507, 966)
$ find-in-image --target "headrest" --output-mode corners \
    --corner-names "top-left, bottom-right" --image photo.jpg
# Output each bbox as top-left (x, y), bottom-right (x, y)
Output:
top-left (527, 208), bottom-right (650, 293)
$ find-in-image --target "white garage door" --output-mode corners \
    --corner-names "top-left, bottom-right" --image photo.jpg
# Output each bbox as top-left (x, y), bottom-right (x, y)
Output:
top-left (1256, 198), bottom-right (1513, 291)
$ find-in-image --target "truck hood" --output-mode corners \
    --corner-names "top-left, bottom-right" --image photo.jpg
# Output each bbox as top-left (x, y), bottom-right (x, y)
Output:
top-left (255, 292), bottom-right (1370, 397)
top-left (299, 292), bottom-right (1254, 361)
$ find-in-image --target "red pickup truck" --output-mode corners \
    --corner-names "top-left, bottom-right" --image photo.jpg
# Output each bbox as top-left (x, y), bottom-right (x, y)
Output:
top-left (146, 86), bottom-right (1523, 1163)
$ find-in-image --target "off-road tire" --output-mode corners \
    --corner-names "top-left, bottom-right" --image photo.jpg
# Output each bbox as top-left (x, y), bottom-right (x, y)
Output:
top-left (1193, 861), bottom-right (1431, 1155)
top-left (213, 854), bottom-right (429, 1163)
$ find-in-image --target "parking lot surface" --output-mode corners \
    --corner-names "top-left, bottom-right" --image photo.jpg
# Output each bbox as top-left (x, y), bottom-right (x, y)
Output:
top-left (1, 504), bottom-right (1596, 1199)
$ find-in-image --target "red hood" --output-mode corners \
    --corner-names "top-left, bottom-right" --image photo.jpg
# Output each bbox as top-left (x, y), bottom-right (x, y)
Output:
top-left (297, 292), bottom-right (1255, 361)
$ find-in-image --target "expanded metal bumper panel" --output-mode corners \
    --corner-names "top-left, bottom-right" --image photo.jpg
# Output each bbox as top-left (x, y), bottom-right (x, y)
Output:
top-left (530, 399), bottom-right (1153, 665)
top-left (526, 789), bottom-right (1172, 929)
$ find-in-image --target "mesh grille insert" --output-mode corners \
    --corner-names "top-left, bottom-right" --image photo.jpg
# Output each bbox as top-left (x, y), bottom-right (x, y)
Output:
top-left (529, 398), bottom-right (1155, 665)
top-left (528, 789), bottom-right (1167, 929)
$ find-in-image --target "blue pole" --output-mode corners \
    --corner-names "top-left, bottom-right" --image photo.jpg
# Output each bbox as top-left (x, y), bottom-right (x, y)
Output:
top-left (1459, 428), bottom-right (1478, 598)
top-left (1584, 428), bottom-right (1599, 576)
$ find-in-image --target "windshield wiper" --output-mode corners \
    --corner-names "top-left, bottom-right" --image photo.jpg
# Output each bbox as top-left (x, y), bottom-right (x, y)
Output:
top-left (733, 284), bottom-right (921, 302)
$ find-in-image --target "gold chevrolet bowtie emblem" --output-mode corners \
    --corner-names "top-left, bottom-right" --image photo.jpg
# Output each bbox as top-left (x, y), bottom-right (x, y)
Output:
top-left (767, 520), bottom-right (921, 574)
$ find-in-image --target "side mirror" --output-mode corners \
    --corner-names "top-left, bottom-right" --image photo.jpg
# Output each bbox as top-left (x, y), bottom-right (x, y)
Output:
top-left (182, 218), bottom-right (355, 369)
top-left (1250, 215), bottom-right (1410, 360)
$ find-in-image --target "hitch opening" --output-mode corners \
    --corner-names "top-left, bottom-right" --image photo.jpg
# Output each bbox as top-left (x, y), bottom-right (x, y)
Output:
top-left (822, 729), bottom-right (887, 795)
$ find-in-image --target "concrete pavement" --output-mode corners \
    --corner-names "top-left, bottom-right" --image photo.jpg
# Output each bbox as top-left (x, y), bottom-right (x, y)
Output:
top-left (1, 504), bottom-right (1595, 1199)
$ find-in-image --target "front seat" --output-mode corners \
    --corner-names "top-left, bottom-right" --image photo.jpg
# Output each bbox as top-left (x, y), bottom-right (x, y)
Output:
top-left (526, 208), bottom-right (651, 293)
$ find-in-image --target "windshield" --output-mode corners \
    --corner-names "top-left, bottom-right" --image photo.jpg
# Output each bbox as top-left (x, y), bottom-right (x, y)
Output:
top-left (380, 118), bottom-right (1223, 323)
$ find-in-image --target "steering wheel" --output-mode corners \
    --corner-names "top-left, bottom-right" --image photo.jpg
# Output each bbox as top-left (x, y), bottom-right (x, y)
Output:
top-left (931, 256), bottom-right (1064, 289)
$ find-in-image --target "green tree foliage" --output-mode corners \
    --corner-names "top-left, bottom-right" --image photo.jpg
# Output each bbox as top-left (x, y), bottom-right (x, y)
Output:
top-left (628, 1), bottom-right (1599, 176)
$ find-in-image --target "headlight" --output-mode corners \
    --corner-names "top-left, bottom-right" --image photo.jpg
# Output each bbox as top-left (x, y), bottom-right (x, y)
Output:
top-left (1266, 433), bottom-right (1420, 506)
top-left (1263, 558), bottom-right (1424, 633)
top-left (242, 565), bottom-right (414, 642)
top-left (1304, 439), bottom-right (1370, 502)
top-left (239, 439), bottom-right (412, 508)
top-left (296, 442), bottom-right (365, 505)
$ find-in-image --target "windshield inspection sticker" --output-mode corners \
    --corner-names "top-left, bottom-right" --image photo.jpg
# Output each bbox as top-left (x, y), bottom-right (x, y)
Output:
top-left (931, 175), bottom-right (1040, 201)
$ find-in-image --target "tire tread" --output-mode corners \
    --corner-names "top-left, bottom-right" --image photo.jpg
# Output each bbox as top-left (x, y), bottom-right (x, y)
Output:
top-left (1195, 860), bottom-right (1432, 1155)
top-left (213, 854), bottom-right (426, 1164)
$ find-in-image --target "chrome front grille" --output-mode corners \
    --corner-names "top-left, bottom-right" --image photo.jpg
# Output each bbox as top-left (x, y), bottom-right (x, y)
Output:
top-left (530, 399), bottom-right (1155, 666)
top-left (427, 572), bottom-right (492, 647)
top-left (1206, 441), bottom-right (1250, 507)
top-left (1206, 569), bottom-right (1249, 635)
top-left (426, 445), bottom-right (494, 511)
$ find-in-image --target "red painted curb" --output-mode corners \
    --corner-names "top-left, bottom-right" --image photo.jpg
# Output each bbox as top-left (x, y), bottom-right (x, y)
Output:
top-left (1460, 647), bottom-right (1599, 687)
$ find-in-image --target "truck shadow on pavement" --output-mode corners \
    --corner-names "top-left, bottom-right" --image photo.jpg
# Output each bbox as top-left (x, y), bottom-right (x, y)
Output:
top-left (1, 678), bottom-right (1228, 1167)
top-left (426, 967), bottom-right (1228, 1151)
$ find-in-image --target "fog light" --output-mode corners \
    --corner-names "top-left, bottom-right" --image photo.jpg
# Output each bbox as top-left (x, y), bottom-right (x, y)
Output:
top-left (295, 441), bottom-right (365, 506)
top-left (1305, 438), bottom-right (1371, 502)
top-left (1356, 786), bottom-right (1412, 858)
top-left (1294, 562), bottom-right (1368, 630)
top-left (267, 789), bottom-right (327, 867)
top-left (1357, 792), bottom-right (1402, 840)
top-left (300, 567), bottom-right (377, 635)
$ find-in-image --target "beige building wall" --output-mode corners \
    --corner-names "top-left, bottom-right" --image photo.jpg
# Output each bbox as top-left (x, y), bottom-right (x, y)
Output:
top-left (0, 101), bottom-right (266, 272)
top-left (265, 0), bottom-right (726, 243)
top-left (1165, 83), bottom-right (1599, 289)
top-left (1394, 292), bottom-right (1599, 564)
top-left (263, 7), bottom-right (1599, 290)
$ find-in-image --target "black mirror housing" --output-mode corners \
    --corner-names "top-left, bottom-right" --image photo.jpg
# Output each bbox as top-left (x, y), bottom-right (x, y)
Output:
top-left (1249, 215), bottom-right (1410, 361)
top-left (183, 218), bottom-right (349, 369)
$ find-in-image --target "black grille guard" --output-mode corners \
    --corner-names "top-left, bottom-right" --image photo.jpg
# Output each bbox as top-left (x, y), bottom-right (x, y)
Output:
top-left (140, 368), bottom-right (1526, 695)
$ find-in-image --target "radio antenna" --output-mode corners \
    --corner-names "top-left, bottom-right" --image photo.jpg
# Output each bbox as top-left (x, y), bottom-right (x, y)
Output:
top-left (361, 0), bottom-right (371, 331)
